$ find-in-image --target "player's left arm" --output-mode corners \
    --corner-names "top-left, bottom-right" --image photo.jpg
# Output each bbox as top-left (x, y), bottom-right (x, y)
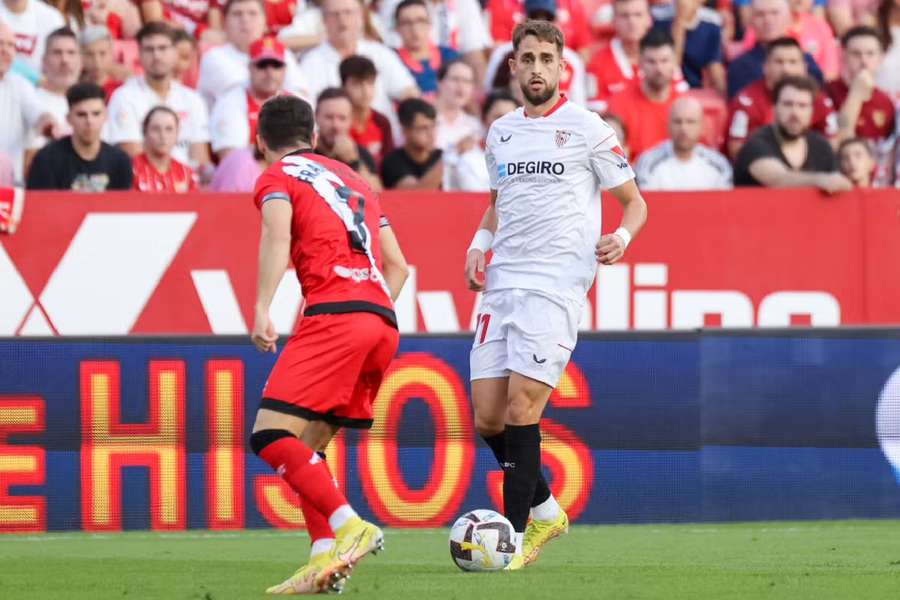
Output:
top-left (595, 178), bottom-right (648, 265)
top-left (252, 198), bottom-right (293, 353)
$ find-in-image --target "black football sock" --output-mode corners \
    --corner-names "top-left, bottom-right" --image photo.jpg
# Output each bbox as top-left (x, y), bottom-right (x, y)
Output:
top-left (502, 424), bottom-right (542, 533)
top-left (483, 430), bottom-right (551, 507)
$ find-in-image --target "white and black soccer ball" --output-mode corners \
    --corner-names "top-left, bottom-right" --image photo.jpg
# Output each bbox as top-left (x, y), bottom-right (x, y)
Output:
top-left (449, 509), bottom-right (516, 571)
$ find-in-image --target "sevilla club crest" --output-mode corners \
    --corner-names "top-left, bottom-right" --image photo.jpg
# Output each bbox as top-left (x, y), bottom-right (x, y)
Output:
top-left (555, 130), bottom-right (572, 147)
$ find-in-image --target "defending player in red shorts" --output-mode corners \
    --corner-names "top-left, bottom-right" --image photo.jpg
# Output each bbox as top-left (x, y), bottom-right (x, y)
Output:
top-left (248, 95), bottom-right (409, 595)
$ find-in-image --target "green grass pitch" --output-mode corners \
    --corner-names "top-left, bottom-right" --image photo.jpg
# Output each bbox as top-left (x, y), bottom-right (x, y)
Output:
top-left (1, 521), bottom-right (899, 599)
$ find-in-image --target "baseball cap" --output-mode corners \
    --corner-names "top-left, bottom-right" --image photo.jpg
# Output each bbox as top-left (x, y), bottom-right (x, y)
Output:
top-left (524, 0), bottom-right (557, 17)
top-left (249, 37), bottom-right (286, 64)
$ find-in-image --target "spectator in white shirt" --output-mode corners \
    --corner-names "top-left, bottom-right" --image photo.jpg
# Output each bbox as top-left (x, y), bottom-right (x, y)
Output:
top-left (0, 19), bottom-right (59, 182)
top-left (635, 96), bottom-right (733, 190)
top-left (210, 36), bottom-right (287, 161)
top-left (443, 88), bottom-right (519, 191)
top-left (435, 59), bottom-right (481, 151)
top-left (106, 22), bottom-right (211, 173)
top-left (0, 0), bottom-right (65, 74)
top-left (27, 27), bottom-right (81, 158)
top-left (299, 0), bottom-right (419, 121)
top-left (198, 0), bottom-right (307, 108)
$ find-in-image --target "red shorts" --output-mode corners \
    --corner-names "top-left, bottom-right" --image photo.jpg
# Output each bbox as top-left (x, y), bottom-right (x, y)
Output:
top-left (261, 311), bottom-right (399, 429)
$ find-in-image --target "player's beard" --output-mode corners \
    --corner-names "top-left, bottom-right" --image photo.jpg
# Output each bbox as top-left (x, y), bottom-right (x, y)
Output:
top-left (520, 79), bottom-right (557, 107)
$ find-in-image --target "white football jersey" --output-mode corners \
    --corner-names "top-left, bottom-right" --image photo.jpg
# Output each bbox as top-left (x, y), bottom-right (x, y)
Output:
top-left (485, 97), bottom-right (634, 300)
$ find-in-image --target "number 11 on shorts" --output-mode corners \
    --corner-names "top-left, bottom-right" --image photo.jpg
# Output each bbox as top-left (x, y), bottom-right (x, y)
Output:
top-left (475, 313), bottom-right (491, 344)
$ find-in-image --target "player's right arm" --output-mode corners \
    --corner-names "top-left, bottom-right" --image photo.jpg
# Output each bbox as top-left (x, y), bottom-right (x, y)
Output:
top-left (464, 190), bottom-right (498, 291)
top-left (252, 187), bottom-right (293, 353)
top-left (379, 224), bottom-right (409, 301)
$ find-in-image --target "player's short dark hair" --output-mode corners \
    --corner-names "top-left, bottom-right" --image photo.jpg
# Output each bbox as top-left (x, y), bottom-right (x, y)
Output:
top-left (339, 55), bottom-right (377, 84)
top-left (639, 28), bottom-right (674, 53)
top-left (838, 137), bottom-right (874, 157)
top-left (172, 28), bottom-right (197, 47)
top-left (397, 97), bottom-right (436, 128)
top-left (142, 105), bottom-right (180, 134)
top-left (257, 95), bottom-right (315, 151)
top-left (316, 87), bottom-right (352, 112)
top-left (841, 25), bottom-right (885, 51)
top-left (481, 89), bottom-right (519, 120)
top-left (394, 0), bottom-right (428, 23)
top-left (66, 82), bottom-right (106, 108)
top-left (772, 74), bottom-right (818, 103)
top-left (512, 19), bottom-right (564, 57)
top-left (223, 0), bottom-right (264, 16)
top-left (136, 21), bottom-right (177, 45)
top-left (46, 27), bottom-right (77, 51)
top-left (437, 58), bottom-right (471, 82)
top-left (764, 36), bottom-right (803, 58)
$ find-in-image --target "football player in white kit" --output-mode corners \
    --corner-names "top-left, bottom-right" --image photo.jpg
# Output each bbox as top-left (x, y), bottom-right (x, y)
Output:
top-left (464, 20), bottom-right (648, 570)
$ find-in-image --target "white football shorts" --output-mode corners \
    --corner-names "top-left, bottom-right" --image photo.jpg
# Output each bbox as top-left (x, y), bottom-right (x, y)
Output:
top-left (469, 289), bottom-right (582, 388)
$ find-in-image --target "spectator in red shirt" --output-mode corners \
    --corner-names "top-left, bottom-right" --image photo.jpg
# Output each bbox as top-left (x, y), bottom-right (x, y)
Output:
top-left (339, 55), bottom-right (394, 166)
top-left (607, 29), bottom-right (685, 160)
top-left (838, 137), bottom-right (876, 187)
top-left (586, 0), bottom-right (653, 113)
top-left (80, 27), bottom-right (121, 101)
top-left (140, 0), bottom-right (223, 44)
top-left (132, 105), bottom-right (197, 192)
top-left (488, 0), bottom-right (591, 55)
top-left (726, 37), bottom-right (837, 160)
top-left (83, 0), bottom-right (123, 39)
top-left (828, 26), bottom-right (895, 145)
top-left (315, 87), bottom-right (382, 191)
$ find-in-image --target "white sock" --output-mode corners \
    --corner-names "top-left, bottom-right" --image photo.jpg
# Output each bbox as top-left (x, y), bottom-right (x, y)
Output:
top-left (514, 531), bottom-right (524, 555)
top-left (530, 495), bottom-right (560, 522)
top-left (310, 538), bottom-right (335, 558)
top-left (327, 504), bottom-right (357, 532)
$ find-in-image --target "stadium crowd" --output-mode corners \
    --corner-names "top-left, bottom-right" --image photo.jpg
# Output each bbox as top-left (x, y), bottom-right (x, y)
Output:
top-left (0, 0), bottom-right (898, 192)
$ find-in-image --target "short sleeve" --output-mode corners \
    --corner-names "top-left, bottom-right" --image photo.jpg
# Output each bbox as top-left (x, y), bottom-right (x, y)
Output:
top-left (253, 167), bottom-right (292, 210)
top-left (587, 114), bottom-right (635, 190)
top-left (111, 149), bottom-right (134, 190)
top-left (378, 46), bottom-right (418, 99)
top-left (484, 135), bottom-right (498, 190)
top-left (105, 88), bottom-right (142, 144)
top-left (210, 91), bottom-right (250, 152)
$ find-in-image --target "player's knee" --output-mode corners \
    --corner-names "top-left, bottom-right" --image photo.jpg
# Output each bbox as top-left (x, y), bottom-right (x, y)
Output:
top-left (506, 392), bottom-right (538, 425)
top-left (474, 416), bottom-right (504, 439)
top-left (249, 429), bottom-right (295, 456)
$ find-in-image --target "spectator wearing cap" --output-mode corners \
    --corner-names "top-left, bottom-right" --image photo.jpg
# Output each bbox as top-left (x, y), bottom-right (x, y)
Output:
top-left (0, 0), bottom-right (66, 74)
top-left (726, 37), bottom-right (837, 160)
top-left (0, 20), bottom-right (62, 183)
top-left (80, 26), bottom-right (122, 100)
top-left (381, 97), bottom-right (442, 189)
top-left (827, 26), bottom-right (895, 146)
top-left (435, 59), bottom-right (481, 152)
top-left (26, 27), bottom-right (81, 161)
top-left (635, 96), bottom-right (732, 190)
top-left (586, 0), bottom-right (653, 113)
top-left (198, 0), bottom-right (308, 108)
top-left (107, 23), bottom-right (210, 173)
top-left (726, 0), bottom-right (822, 98)
top-left (838, 137), bottom-right (876, 187)
top-left (300, 0), bottom-right (419, 123)
top-left (733, 75), bottom-right (851, 192)
top-left (651, 0), bottom-right (725, 93)
top-left (210, 36), bottom-right (288, 161)
top-left (315, 87), bottom-right (381, 191)
top-left (132, 106), bottom-right (197, 192)
top-left (392, 0), bottom-right (459, 99)
top-left (607, 29), bottom-right (686, 160)
top-left (340, 55), bottom-right (393, 166)
top-left (484, 0), bottom-right (588, 106)
top-left (27, 82), bottom-right (132, 191)
top-left (379, 0), bottom-right (490, 84)
top-left (443, 89), bottom-right (518, 191)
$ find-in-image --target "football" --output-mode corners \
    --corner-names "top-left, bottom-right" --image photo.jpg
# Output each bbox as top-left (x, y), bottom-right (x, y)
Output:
top-left (449, 509), bottom-right (517, 572)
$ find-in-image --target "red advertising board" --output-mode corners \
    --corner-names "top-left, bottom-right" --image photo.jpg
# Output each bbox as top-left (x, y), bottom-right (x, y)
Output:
top-left (1, 188), bottom-right (899, 335)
